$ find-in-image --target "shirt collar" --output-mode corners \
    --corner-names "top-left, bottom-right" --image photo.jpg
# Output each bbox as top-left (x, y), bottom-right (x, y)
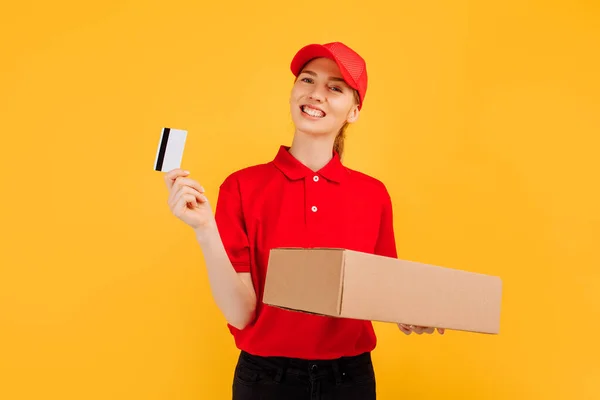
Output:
top-left (272, 145), bottom-right (349, 183)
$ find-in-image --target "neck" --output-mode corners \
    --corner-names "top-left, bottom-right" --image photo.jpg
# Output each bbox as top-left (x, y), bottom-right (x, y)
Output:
top-left (288, 131), bottom-right (336, 172)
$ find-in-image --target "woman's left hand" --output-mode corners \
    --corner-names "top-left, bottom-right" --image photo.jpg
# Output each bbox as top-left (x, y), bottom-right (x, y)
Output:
top-left (398, 323), bottom-right (445, 335)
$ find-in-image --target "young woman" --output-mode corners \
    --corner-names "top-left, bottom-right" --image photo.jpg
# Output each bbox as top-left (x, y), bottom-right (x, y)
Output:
top-left (164, 42), bottom-right (444, 400)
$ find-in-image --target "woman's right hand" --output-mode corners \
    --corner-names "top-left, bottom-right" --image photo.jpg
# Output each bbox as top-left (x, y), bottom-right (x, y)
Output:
top-left (164, 169), bottom-right (215, 232)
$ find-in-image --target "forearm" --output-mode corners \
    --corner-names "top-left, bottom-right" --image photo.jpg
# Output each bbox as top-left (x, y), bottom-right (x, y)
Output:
top-left (195, 223), bottom-right (256, 329)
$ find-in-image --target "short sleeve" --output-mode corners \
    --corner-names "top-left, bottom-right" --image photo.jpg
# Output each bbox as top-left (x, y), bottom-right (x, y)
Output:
top-left (374, 187), bottom-right (398, 259)
top-left (214, 174), bottom-right (251, 272)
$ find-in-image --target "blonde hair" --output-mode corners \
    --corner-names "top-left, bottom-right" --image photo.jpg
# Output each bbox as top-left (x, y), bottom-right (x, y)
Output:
top-left (334, 89), bottom-right (360, 159)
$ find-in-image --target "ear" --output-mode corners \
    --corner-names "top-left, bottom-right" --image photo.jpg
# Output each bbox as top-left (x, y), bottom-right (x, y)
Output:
top-left (346, 104), bottom-right (360, 123)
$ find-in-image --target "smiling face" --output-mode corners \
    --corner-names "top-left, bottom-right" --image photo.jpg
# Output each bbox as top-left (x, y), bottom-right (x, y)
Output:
top-left (290, 57), bottom-right (360, 139)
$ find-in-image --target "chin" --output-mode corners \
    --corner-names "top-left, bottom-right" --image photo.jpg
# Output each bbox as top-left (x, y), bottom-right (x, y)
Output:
top-left (295, 122), bottom-right (333, 137)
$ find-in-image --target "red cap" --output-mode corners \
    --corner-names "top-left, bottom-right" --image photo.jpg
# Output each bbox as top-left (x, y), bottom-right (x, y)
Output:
top-left (290, 42), bottom-right (368, 109)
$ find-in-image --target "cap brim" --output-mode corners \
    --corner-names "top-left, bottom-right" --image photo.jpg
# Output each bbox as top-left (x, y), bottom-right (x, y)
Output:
top-left (290, 44), bottom-right (358, 94)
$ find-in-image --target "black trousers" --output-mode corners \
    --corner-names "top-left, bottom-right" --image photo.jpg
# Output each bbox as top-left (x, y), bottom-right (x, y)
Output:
top-left (232, 350), bottom-right (376, 400)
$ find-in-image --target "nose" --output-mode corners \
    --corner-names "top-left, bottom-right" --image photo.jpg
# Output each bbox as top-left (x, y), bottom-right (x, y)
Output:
top-left (308, 85), bottom-right (326, 102)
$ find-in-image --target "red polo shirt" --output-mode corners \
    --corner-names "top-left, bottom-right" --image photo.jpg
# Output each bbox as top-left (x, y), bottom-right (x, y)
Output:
top-left (214, 145), bottom-right (398, 360)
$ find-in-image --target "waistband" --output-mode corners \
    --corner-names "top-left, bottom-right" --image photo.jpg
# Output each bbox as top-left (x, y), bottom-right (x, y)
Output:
top-left (240, 350), bottom-right (372, 368)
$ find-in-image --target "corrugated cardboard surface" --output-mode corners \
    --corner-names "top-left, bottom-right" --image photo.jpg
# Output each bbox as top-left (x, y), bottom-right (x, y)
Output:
top-left (263, 248), bottom-right (503, 334)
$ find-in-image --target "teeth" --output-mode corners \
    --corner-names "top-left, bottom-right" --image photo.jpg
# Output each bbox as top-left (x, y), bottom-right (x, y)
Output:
top-left (302, 106), bottom-right (324, 118)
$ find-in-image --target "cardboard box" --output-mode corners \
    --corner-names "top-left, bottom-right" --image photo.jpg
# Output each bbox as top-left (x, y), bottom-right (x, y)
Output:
top-left (263, 248), bottom-right (502, 334)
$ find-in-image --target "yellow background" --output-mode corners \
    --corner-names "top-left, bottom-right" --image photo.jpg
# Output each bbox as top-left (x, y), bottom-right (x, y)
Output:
top-left (1, 0), bottom-right (599, 399)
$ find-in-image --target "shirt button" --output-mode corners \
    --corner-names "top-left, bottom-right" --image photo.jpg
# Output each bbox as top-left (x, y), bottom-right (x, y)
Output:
top-left (311, 206), bottom-right (318, 212)
top-left (313, 175), bottom-right (319, 182)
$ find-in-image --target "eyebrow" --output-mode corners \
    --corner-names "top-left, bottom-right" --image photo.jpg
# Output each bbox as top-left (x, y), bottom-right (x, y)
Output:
top-left (301, 70), bottom-right (347, 84)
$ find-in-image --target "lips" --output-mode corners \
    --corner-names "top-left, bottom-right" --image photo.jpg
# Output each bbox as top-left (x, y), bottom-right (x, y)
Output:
top-left (300, 105), bottom-right (326, 118)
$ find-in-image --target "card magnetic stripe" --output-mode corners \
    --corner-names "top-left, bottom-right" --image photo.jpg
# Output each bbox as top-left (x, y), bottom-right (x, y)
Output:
top-left (155, 128), bottom-right (171, 171)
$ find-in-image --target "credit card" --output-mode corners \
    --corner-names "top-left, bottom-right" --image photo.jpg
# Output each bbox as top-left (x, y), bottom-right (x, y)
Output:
top-left (154, 127), bottom-right (187, 172)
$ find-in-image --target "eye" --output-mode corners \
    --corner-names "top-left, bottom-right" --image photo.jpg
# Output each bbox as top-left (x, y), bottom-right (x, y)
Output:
top-left (301, 77), bottom-right (313, 83)
top-left (330, 86), bottom-right (342, 92)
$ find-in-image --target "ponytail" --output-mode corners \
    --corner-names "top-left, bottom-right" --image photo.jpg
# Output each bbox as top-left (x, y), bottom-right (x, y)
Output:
top-left (333, 90), bottom-right (360, 160)
top-left (334, 122), bottom-right (349, 159)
